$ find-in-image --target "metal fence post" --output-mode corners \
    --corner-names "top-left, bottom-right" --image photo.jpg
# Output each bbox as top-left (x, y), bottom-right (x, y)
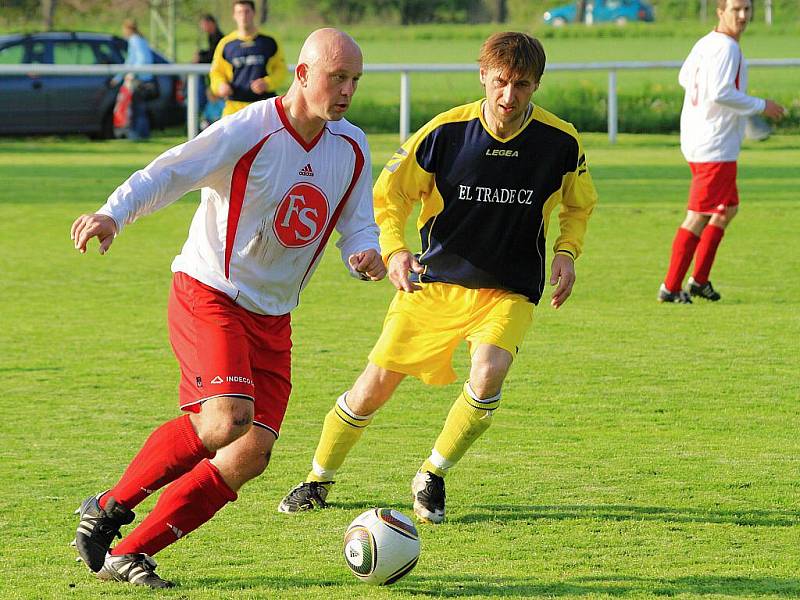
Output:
top-left (186, 73), bottom-right (198, 139)
top-left (400, 70), bottom-right (410, 142)
top-left (608, 69), bottom-right (618, 144)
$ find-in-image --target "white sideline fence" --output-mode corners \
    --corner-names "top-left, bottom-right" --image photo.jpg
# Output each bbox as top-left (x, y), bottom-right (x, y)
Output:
top-left (1, 59), bottom-right (798, 143)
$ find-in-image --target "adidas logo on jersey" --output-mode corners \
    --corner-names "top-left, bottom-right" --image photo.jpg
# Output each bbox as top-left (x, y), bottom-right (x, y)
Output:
top-left (299, 163), bottom-right (314, 177)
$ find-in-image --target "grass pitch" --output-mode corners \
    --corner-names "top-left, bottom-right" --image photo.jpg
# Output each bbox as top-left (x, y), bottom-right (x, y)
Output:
top-left (0, 131), bottom-right (798, 599)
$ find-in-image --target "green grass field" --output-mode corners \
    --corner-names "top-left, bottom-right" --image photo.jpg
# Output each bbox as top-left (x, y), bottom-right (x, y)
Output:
top-left (1, 130), bottom-right (799, 599)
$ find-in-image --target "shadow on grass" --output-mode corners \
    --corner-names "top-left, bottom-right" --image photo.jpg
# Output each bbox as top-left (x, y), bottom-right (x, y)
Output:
top-left (395, 574), bottom-right (800, 597)
top-left (455, 504), bottom-right (800, 527)
top-left (188, 574), bottom-right (339, 591)
top-left (172, 573), bottom-right (800, 597)
top-left (0, 366), bottom-right (63, 373)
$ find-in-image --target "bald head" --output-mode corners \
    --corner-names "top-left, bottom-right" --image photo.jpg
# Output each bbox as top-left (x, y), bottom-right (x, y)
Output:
top-left (282, 28), bottom-right (363, 131)
top-left (298, 28), bottom-right (362, 69)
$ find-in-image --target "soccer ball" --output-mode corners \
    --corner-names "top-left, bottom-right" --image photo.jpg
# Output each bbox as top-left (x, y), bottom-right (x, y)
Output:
top-left (343, 508), bottom-right (420, 585)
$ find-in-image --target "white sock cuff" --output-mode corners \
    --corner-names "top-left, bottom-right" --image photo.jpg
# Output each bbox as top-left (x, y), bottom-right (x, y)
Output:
top-left (465, 381), bottom-right (501, 405)
top-left (311, 458), bottom-right (337, 480)
top-left (429, 449), bottom-right (455, 473)
top-left (336, 392), bottom-right (373, 420)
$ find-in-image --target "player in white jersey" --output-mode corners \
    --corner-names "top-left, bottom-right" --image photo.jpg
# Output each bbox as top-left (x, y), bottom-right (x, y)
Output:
top-left (68, 28), bottom-right (385, 588)
top-left (658, 0), bottom-right (784, 304)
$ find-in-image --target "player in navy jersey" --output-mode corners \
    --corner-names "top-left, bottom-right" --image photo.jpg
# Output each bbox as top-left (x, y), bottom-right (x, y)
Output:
top-left (69, 28), bottom-right (384, 588)
top-left (210, 0), bottom-right (286, 116)
top-left (279, 32), bottom-right (598, 524)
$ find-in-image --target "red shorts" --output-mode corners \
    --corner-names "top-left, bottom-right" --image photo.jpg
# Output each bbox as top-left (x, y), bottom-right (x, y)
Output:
top-left (168, 272), bottom-right (292, 438)
top-left (687, 161), bottom-right (739, 214)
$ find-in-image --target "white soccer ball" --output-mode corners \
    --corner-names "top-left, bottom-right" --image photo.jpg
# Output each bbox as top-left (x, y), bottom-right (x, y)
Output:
top-left (343, 508), bottom-right (421, 585)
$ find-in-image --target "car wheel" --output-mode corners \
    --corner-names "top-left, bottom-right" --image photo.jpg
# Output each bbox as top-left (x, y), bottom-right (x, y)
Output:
top-left (615, 16), bottom-right (628, 25)
top-left (90, 109), bottom-right (114, 140)
top-left (552, 17), bottom-right (567, 27)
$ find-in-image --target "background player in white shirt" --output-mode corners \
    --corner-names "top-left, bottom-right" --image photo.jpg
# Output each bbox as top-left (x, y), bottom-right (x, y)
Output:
top-left (658, 0), bottom-right (784, 304)
top-left (69, 28), bottom-right (385, 588)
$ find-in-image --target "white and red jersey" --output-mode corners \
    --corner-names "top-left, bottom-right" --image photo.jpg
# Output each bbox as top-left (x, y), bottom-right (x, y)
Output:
top-left (97, 97), bottom-right (379, 315)
top-left (678, 31), bottom-right (766, 163)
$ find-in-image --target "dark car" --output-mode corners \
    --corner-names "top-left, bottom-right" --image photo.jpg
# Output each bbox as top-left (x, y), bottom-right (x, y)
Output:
top-left (0, 31), bottom-right (185, 138)
top-left (544, 0), bottom-right (654, 26)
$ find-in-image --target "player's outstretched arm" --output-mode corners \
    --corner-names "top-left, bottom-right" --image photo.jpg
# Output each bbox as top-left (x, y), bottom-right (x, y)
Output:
top-left (70, 213), bottom-right (118, 255)
top-left (387, 250), bottom-right (423, 293)
top-left (549, 253), bottom-right (576, 309)
top-left (348, 249), bottom-right (387, 281)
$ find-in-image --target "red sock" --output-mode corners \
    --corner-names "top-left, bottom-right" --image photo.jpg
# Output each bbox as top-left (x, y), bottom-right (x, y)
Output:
top-left (664, 227), bottom-right (700, 292)
top-left (692, 224), bottom-right (725, 285)
top-left (112, 459), bottom-right (237, 557)
top-left (101, 414), bottom-right (213, 511)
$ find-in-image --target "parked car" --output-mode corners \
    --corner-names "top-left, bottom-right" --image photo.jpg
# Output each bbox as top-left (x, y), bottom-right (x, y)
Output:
top-left (544, 0), bottom-right (654, 26)
top-left (0, 31), bottom-right (185, 138)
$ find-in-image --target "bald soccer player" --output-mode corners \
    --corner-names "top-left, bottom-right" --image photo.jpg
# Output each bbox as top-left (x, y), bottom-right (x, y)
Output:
top-left (70, 29), bottom-right (384, 588)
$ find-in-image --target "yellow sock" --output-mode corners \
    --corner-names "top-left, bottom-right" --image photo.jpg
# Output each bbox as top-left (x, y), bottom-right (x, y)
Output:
top-left (421, 382), bottom-right (500, 478)
top-left (305, 392), bottom-right (373, 483)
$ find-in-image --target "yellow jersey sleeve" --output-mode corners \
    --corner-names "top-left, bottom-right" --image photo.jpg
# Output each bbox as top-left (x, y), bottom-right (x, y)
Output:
top-left (553, 134), bottom-right (597, 260)
top-left (208, 33), bottom-right (235, 97)
top-left (263, 42), bottom-right (287, 92)
top-left (373, 126), bottom-right (437, 263)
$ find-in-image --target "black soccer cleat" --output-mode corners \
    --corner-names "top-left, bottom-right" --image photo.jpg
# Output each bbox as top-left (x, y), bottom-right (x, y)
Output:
top-left (657, 283), bottom-right (692, 304)
top-left (96, 553), bottom-right (174, 588)
top-left (74, 493), bottom-right (135, 572)
top-left (411, 470), bottom-right (445, 524)
top-left (277, 481), bottom-right (333, 513)
top-left (686, 277), bottom-right (721, 301)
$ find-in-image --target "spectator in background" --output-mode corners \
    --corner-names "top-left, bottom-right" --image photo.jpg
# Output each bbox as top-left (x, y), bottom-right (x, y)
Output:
top-left (210, 0), bottom-right (287, 117)
top-left (196, 14), bottom-right (224, 64)
top-left (193, 14), bottom-right (225, 129)
top-left (115, 19), bottom-right (157, 141)
top-left (657, 0), bottom-right (785, 303)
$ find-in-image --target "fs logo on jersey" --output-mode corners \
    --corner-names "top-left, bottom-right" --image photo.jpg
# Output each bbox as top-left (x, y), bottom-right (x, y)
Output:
top-left (273, 183), bottom-right (330, 248)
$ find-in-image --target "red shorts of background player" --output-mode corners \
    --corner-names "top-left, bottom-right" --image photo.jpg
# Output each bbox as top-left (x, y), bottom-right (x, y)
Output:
top-left (687, 161), bottom-right (739, 214)
top-left (168, 272), bottom-right (292, 439)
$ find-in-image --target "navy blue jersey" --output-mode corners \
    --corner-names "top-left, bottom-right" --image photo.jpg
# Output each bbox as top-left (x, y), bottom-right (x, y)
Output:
top-left (210, 32), bottom-right (286, 104)
top-left (375, 100), bottom-right (598, 304)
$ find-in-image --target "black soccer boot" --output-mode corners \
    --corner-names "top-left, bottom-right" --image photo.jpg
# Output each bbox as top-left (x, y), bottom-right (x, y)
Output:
top-left (657, 283), bottom-right (692, 304)
top-left (277, 481), bottom-right (333, 513)
top-left (411, 470), bottom-right (445, 524)
top-left (73, 493), bottom-right (135, 571)
top-left (686, 277), bottom-right (721, 301)
top-left (96, 553), bottom-right (174, 588)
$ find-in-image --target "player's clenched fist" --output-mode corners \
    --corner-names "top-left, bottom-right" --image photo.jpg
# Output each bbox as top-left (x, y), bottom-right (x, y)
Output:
top-left (348, 249), bottom-right (387, 281)
top-left (70, 213), bottom-right (118, 255)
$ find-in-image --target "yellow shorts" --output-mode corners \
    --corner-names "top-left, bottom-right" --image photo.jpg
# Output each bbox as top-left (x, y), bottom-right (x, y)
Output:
top-left (368, 282), bottom-right (534, 385)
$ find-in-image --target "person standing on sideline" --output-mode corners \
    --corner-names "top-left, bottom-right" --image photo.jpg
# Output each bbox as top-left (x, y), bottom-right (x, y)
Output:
top-left (196, 14), bottom-right (224, 64)
top-left (658, 0), bottom-right (784, 303)
top-left (70, 29), bottom-right (384, 588)
top-left (278, 32), bottom-right (598, 524)
top-left (193, 14), bottom-right (225, 129)
top-left (210, 0), bottom-right (286, 117)
top-left (115, 19), bottom-right (156, 140)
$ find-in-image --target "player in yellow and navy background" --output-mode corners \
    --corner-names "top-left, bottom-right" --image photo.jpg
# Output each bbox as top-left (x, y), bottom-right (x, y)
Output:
top-left (209, 0), bottom-right (287, 116)
top-left (279, 32), bottom-right (598, 523)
